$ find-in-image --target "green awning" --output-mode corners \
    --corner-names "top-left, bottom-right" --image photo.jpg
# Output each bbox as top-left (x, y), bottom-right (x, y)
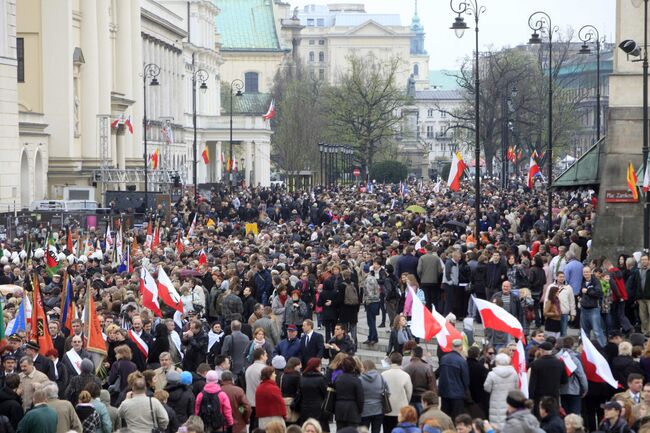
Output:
top-left (551, 138), bottom-right (603, 189)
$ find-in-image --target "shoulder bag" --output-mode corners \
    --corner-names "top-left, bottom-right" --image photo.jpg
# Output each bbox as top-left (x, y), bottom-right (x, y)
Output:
top-left (149, 397), bottom-right (164, 433)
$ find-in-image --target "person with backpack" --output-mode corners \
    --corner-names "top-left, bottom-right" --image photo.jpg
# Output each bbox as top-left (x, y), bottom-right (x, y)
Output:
top-left (194, 370), bottom-right (233, 433)
top-left (338, 269), bottom-right (361, 347)
top-left (362, 268), bottom-right (382, 346)
top-left (318, 264), bottom-right (343, 342)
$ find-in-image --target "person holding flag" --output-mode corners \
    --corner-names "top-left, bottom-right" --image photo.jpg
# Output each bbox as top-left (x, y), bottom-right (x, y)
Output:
top-left (557, 336), bottom-right (588, 415)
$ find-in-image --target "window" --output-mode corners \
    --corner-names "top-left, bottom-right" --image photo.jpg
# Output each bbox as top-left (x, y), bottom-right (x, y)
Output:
top-left (427, 108), bottom-right (434, 118)
top-left (413, 64), bottom-right (419, 77)
top-left (319, 39), bottom-right (325, 45)
top-left (440, 111), bottom-right (447, 118)
top-left (309, 40), bottom-right (315, 45)
top-left (317, 18), bottom-right (325, 27)
top-left (244, 72), bottom-right (259, 93)
top-left (17, 37), bottom-right (24, 83)
top-left (426, 126), bottom-right (434, 139)
top-left (307, 18), bottom-right (315, 27)
top-left (319, 51), bottom-right (324, 62)
top-left (319, 69), bottom-right (325, 80)
top-left (309, 51), bottom-right (315, 62)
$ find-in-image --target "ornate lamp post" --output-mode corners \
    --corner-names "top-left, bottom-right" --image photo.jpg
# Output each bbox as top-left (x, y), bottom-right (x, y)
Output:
top-left (191, 59), bottom-right (209, 200)
top-left (528, 11), bottom-right (559, 229)
top-left (229, 79), bottom-right (244, 191)
top-left (450, 0), bottom-right (486, 242)
top-left (578, 25), bottom-right (602, 142)
top-left (141, 63), bottom-right (160, 211)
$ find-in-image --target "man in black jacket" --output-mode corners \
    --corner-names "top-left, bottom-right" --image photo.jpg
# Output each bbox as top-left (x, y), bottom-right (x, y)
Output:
top-left (539, 397), bottom-right (565, 433)
top-left (528, 342), bottom-right (567, 416)
top-left (0, 374), bottom-right (23, 429)
top-left (580, 266), bottom-right (606, 347)
top-left (24, 341), bottom-right (55, 381)
top-left (299, 319), bottom-right (324, 365)
top-left (182, 320), bottom-right (208, 372)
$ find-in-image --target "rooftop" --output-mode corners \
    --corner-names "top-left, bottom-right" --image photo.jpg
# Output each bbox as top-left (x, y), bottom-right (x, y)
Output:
top-left (428, 70), bottom-right (461, 90)
top-left (222, 92), bottom-right (272, 116)
top-left (415, 89), bottom-right (463, 101)
top-left (215, 0), bottom-right (282, 51)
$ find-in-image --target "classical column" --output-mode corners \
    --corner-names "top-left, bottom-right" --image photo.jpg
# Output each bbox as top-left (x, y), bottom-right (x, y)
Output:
top-left (244, 141), bottom-right (253, 187)
top-left (80, 0), bottom-right (99, 160)
top-left (116, 130), bottom-right (126, 170)
top-left (130, 0), bottom-right (142, 162)
top-left (97, 0), bottom-right (111, 116)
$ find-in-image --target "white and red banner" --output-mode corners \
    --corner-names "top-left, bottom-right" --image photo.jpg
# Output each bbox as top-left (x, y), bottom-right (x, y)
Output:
top-left (580, 329), bottom-right (619, 389)
top-left (560, 350), bottom-right (577, 377)
top-left (129, 328), bottom-right (149, 357)
top-left (472, 296), bottom-right (525, 342)
top-left (409, 288), bottom-right (462, 352)
top-left (140, 267), bottom-right (162, 317)
top-left (511, 339), bottom-right (529, 398)
top-left (528, 157), bottom-right (542, 189)
top-left (447, 151), bottom-right (467, 192)
top-left (157, 266), bottom-right (184, 313)
top-left (262, 98), bottom-right (276, 121)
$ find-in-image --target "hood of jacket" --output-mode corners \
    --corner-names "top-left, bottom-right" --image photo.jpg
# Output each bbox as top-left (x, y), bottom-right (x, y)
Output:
top-left (203, 382), bottom-right (223, 393)
top-left (165, 383), bottom-right (188, 399)
top-left (492, 365), bottom-right (517, 379)
top-left (361, 370), bottom-right (380, 382)
top-left (508, 409), bottom-right (540, 432)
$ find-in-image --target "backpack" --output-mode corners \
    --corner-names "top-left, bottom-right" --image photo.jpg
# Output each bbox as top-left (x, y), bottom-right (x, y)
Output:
top-left (343, 281), bottom-right (360, 306)
top-left (199, 390), bottom-right (226, 431)
top-left (364, 275), bottom-right (380, 302)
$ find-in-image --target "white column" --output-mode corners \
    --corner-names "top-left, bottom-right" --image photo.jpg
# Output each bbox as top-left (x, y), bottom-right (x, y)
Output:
top-left (116, 131), bottom-right (126, 169)
top-left (80, 0), bottom-right (99, 160)
top-left (256, 141), bottom-right (271, 187)
top-left (244, 141), bottom-right (253, 188)
top-left (216, 141), bottom-right (222, 180)
top-left (131, 0), bottom-right (142, 162)
top-left (97, 0), bottom-right (111, 117)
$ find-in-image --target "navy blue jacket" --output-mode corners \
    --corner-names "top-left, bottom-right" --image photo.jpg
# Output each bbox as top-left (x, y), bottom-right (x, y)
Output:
top-left (396, 254), bottom-right (419, 278)
top-left (273, 337), bottom-right (301, 361)
top-left (437, 350), bottom-right (469, 400)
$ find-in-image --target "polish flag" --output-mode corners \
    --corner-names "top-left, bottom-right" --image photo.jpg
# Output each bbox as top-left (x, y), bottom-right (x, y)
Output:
top-left (111, 118), bottom-right (122, 129)
top-left (124, 116), bottom-right (134, 134)
top-left (431, 305), bottom-right (463, 352)
top-left (232, 158), bottom-right (237, 172)
top-left (643, 165), bottom-right (650, 193)
top-left (580, 329), bottom-right (619, 389)
top-left (175, 232), bottom-right (184, 254)
top-left (528, 157), bottom-right (541, 189)
top-left (511, 339), bottom-right (529, 398)
top-left (472, 296), bottom-right (525, 342)
top-left (447, 151), bottom-right (467, 192)
top-left (140, 267), bottom-right (162, 317)
top-left (186, 213), bottom-right (197, 240)
top-left (262, 98), bottom-right (276, 121)
top-left (408, 288), bottom-right (441, 341)
top-left (220, 152), bottom-right (225, 164)
top-left (157, 266), bottom-right (184, 313)
top-left (198, 249), bottom-right (208, 266)
top-left (560, 350), bottom-right (577, 376)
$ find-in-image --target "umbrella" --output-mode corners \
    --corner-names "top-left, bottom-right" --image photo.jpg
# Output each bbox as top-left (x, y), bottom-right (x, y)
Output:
top-left (405, 205), bottom-right (426, 214)
top-left (0, 285), bottom-right (22, 296)
top-left (179, 269), bottom-right (202, 278)
top-left (442, 220), bottom-right (467, 232)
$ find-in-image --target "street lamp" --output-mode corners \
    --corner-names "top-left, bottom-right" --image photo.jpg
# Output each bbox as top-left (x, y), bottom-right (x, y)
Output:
top-left (528, 11), bottom-right (559, 230)
top-left (229, 79), bottom-right (244, 191)
top-left (318, 142), bottom-right (325, 186)
top-left (619, 0), bottom-right (649, 251)
top-left (191, 59), bottom-right (209, 201)
top-left (501, 85), bottom-right (517, 190)
top-left (141, 63), bottom-right (160, 212)
top-left (333, 145), bottom-right (340, 187)
top-left (578, 25), bottom-right (602, 142)
top-left (450, 0), bottom-right (486, 242)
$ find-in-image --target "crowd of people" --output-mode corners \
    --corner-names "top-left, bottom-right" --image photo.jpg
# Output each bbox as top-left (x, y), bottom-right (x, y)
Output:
top-left (0, 179), bottom-right (646, 433)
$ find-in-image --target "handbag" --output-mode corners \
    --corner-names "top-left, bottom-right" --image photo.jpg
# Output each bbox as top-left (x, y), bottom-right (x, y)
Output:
top-left (380, 377), bottom-right (392, 414)
top-left (108, 374), bottom-right (121, 395)
top-left (280, 375), bottom-right (300, 423)
top-left (149, 397), bottom-right (164, 433)
top-left (321, 386), bottom-right (336, 415)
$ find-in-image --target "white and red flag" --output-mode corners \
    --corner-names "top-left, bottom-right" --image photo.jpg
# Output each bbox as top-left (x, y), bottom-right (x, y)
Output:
top-left (580, 329), bottom-right (619, 389)
top-left (409, 288), bottom-right (462, 352)
top-left (560, 350), bottom-right (577, 377)
top-left (262, 99), bottom-right (276, 121)
top-left (528, 157), bottom-right (542, 189)
top-left (472, 296), bottom-right (525, 342)
top-left (511, 339), bottom-right (529, 398)
top-left (140, 267), bottom-right (162, 317)
top-left (157, 266), bottom-right (184, 313)
top-left (447, 152), bottom-right (467, 192)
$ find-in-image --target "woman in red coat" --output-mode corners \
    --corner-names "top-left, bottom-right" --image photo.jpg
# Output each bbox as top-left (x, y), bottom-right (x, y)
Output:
top-left (255, 366), bottom-right (286, 428)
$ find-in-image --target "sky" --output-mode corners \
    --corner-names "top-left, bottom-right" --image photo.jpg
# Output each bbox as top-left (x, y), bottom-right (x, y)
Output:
top-left (289, 0), bottom-right (617, 70)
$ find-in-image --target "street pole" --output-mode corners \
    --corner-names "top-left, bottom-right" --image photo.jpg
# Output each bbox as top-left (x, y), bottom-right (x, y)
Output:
top-left (191, 55), bottom-right (209, 203)
top-left (141, 63), bottom-right (160, 213)
top-left (228, 79), bottom-right (244, 192)
top-left (528, 11), bottom-right (557, 230)
top-left (450, 0), bottom-right (485, 243)
top-left (644, 0), bottom-right (649, 251)
top-left (579, 25), bottom-right (602, 142)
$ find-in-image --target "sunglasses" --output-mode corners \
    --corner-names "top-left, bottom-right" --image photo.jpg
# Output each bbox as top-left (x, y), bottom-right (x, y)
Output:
top-left (487, 352), bottom-right (495, 355)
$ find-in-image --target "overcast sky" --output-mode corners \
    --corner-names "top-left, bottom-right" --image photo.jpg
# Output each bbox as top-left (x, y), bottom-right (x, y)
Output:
top-left (290, 0), bottom-right (617, 70)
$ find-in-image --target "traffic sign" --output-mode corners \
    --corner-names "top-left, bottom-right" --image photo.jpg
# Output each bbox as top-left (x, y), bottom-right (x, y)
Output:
top-left (353, 168), bottom-right (360, 177)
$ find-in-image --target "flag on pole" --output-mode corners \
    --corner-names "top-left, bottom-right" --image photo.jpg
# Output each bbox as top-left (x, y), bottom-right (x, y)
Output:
top-left (8, 297), bottom-right (26, 335)
top-left (151, 148), bottom-right (160, 170)
top-left (198, 249), bottom-right (207, 266)
top-left (202, 145), bottom-right (210, 164)
top-left (262, 98), bottom-right (276, 120)
top-left (447, 151), bottom-right (467, 192)
top-left (643, 164), bottom-right (650, 192)
top-left (60, 274), bottom-right (75, 335)
top-left (232, 158), bottom-right (237, 172)
top-left (409, 288), bottom-right (441, 341)
top-left (140, 267), bottom-right (162, 317)
top-left (156, 266), bottom-right (184, 313)
top-left (30, 274), bottom-right (55, 355)
top-left (45, 233), bottom-right (61, 277)
top-left (226, 159), bottom-right (231, 173)
top-left (628, 161), bottom-right (639, 200)
top-left (84, 282), bottom-right (107, 357)
top-left (560, 350), bottom-right (577, 376)
top-left (580, 329), bottom-right (619, 388)
top-left (528, 157), bottom-right (542, 189)
top-left (175, 233), bottom-right (184, 254)
top-left (472, 296), bottom-right (525, 342)
top-left (125, 116), bottom-right (134, 134)
top-left (511, 339), bottom-right (529, 398)
top-left (186, 213), bottom-right (197, 240)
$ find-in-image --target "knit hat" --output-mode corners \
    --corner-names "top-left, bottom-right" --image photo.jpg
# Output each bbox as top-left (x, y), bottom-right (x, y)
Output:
top-left (180, 371), bottom-right (192, 386)
top-left (272, 355), bottom-right (286, 370)
top-left (206, 370), bottom-right (219, 384)
top-left (80, 359), bottom-right (95, 374)
top-left (166, 370), bottom-right (181, 384)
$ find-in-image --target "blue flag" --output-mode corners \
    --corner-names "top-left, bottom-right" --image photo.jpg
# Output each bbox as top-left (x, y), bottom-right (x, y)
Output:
top-left (9, 299), bottom-right (26, 335)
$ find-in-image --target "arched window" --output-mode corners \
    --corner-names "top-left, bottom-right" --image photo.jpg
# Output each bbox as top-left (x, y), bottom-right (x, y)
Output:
top-left (309, 51), bottom-right (315, 62)
top-left (244, 72), bottom-right (259, 93)
top-left (319, 51), bottom-right (325, 62)
top-left (413, 64), bottom-right (419, 76)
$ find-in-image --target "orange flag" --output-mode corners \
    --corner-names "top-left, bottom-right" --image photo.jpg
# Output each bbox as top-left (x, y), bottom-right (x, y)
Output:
top-left (84, 283), bottom-right (107, 356)
top-left (628, 161), bottom-right (639, 201)
top-left (30, 274), bottom-right (55, 356)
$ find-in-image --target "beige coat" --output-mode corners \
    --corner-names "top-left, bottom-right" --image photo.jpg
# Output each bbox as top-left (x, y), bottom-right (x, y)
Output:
top-left (381, 365), bottom-right (413, 417)
top-left (152, 366), bottom-right (181, 391)
top-left (47, 398), bottom-right (83, 433)
top-left (19, 368), bottom-right (49, 410)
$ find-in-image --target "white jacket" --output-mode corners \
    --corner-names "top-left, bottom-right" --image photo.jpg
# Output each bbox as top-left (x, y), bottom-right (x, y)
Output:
top-left (484, 365), bottom-right (518, 429)
top-left (381, 365), bottom-right (413, 417)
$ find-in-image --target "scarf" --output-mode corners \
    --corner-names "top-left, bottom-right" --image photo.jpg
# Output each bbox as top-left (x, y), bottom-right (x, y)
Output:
top-left (208, 330), bottom-right (225, 352)
top-left (279, 293), bottom-right (288, 306)
top-left (253, 338), bottom-right (266, 349)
